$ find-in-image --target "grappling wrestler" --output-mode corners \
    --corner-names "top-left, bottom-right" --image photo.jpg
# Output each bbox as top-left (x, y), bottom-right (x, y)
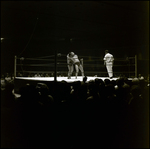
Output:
top-left (67, 52), bottom-right (84, 79)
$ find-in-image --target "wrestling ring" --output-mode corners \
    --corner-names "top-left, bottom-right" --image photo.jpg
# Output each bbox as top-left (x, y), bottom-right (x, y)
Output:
top-left (13, 54), bottom-right (137, 94)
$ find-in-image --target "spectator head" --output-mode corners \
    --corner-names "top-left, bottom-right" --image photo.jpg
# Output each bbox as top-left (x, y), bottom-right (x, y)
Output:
top-left (104, 78), bottom-right (111, 86)
top-left (88, 80), bottom-right (97, 93)
top-left (83, 76), bottom-right (87, 83)
top-left (138, 74), bottom-right (144, 80)
top-left (94, 78), bottom-right (101, 85)
top-left (36, 83), bottom-right (49, 96)
top-left (116, 77), bottom-right (125, 87)
top-left (111, 80), bottom-right (116, 86)
top-left (132, 77), bottom-right (139, 85)
top-left (130, 85), bottom-right (141, 98)
top-left (138, 74), bottom-right (144, 81)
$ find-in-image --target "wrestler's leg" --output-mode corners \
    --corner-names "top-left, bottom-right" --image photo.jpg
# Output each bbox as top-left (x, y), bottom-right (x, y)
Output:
top-left (70, 65), bottom-right (74, 76)
top-left (75, 64), bottom-right (79, 79)
top-left (109, 65), bottom-right (113, 78)
top-left (68, 65), bottom-right (71, 78)
top-left (106, 64), bottom-right (113, 78)
top-left (106, 65), bottom-right (110, 77)
top-left (68, 65), bottom-right (74, 79)
top-left (79, 64), bottom-right (84, 76)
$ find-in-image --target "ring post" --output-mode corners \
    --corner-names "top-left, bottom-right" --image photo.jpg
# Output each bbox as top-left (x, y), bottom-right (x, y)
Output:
top-left (128, 57), bottom-right (130, 78)
top-left (54, 49), bottom-right (57, 82)
top-left (135, 55), bottom-right (137, 78)
top-left (14, 56), bottom-right (17, 78)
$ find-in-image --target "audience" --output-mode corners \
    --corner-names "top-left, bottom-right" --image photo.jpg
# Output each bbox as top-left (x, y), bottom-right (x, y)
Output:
top-left (1, 74), bottom-right (149, 148)
top-left (1, 74), bottom-right (6, 90)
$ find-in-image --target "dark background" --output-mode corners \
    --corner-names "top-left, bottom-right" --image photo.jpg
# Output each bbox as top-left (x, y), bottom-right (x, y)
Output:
top-left (1, 1), bottom-right (149, 76)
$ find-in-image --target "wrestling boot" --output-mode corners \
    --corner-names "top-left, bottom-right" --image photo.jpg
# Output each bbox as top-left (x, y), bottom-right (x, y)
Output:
top-left (68, 73), bottom-right (71, 79)
top-left (81, 72), bottom-right (84, 77)
top-left (68, 76), bottom-right (71, 79)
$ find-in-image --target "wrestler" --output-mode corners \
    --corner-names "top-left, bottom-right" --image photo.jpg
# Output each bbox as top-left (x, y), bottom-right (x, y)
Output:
top-left (68, 52), bottom-right (84, 79)
top-left (67, 52), bottom-right (74, 79)
top-left (103, 50), bottom-right (114, 79)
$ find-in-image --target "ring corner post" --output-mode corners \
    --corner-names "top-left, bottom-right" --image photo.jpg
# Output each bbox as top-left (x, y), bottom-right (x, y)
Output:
top-left (14, 55), bottom-right (17, 78)
top-left (54, 49), bottom-right (57, 82)
top-left (135, 55), bottom-right (137, 78)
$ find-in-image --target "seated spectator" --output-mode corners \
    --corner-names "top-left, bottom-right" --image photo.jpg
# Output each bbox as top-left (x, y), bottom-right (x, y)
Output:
top-left (40, 73), bottom-right (44, 77)
top-left (94, 78), bottom-right (101, 89)
top-left (132, 77), bottom-right (140, 85)
top-left (17, 72), bottom-right (23, 77)
top-left (122, 77), bottom-right (132, 103)
top-left (17, 83), bottom-right (41, 107)
top-left (86, 80), bottom-right (100, 102)
top-left (11, 73), bottom-right (15, 81)
top-left (111, 79), bottom-right (116, 87)
top-left (127, 77), bottom-right (142, 105)
top-left (139, 77), bottom-right (147, 95)
top-left (36, 83), bottom-right (54, 107)
top-left (78, 80), bottom-right (88, 103)
top-left (146, 74), bottom-right (150, 86)
top-left (97, 79), bottom-right (106, 100)
top-left (1, 82), bottom-right (15, 108)
top-left (45, 73), bottom-right (49, 77)
top-left (130, 85), bottom-right (142, 100)
top-left (115, 77), bottom-right (125, 98)
top-left (138, 73), bottom-right (144, 80)
top-left (104, 78), bottom-right (111, 86)
top-left (70, 81), bottom-right (81, 103)
top-left (1, 74), bottom-right (6, 90)
top-left (81, 76), bottom-right (87, 85)
top-left (53, 81), bottom-right (71, 105)
top-left (105, 83), bottom-right (116, 103)
top-left (114, 77), bottom-right (132, 110)
top-left (34, 73), bottom-right (41, 77)
top-left (128, 79), bottom-right (142, 101)
top-left (115, 77), bottom-right (124, 89)
top-left (5, 73), bottom-right (12, 83)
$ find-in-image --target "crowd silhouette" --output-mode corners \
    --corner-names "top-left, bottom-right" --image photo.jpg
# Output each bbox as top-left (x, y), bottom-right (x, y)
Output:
top-left (1, 74), bottom-right (149, 148)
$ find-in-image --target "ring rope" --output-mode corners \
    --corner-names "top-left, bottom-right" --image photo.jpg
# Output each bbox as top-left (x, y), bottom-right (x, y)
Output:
top-left (15, 55), bottom-right (137, 78)
top-left (17, 54), bottom-right (136, 61)
top-left (28, 55), bottom-right (55, 59)
top-left (16, 63), bottom-right (135, 67)
top-left (17, 64), bottom-right (55, 66)
top-left (16, 71), bottom-right (54, 74)
top-left (17, 58), bottom-right (54, 61)
top-left (16, 70), bottom-right (135, 74)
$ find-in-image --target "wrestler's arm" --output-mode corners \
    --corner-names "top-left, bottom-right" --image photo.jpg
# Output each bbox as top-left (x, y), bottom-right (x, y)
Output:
top-left (112, 56), bottom-right (114, 65)
top-left (73, 55), bottom-right (78, 59)
top-left (67, 54), bottom-right (72, 65)
top-left (67, 54), bottom-right (70, 59)
top-left (103, 57), bottom-right (106, 65)
top-left (67, 54), bottom-right (72, 61)
top-left (80, 58), bottom-right (83, 63)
